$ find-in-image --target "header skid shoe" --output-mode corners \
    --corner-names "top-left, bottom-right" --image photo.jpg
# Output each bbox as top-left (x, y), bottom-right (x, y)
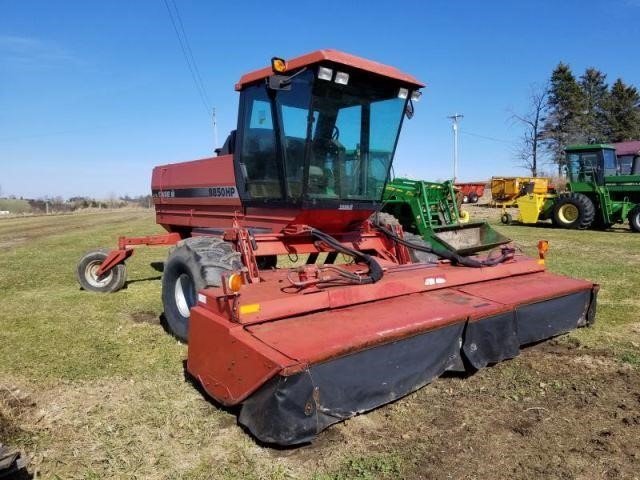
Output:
top-left (187, 257), bottom-right (598, 445)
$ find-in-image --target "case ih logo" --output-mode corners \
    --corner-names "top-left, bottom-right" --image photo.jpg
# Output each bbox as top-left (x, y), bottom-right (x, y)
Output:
top-left (155, 190), bottom-right (175, 198)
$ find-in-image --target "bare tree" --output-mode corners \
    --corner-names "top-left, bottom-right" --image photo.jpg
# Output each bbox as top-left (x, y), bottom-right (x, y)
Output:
top-left (511, 84), bottom-right (548, 177)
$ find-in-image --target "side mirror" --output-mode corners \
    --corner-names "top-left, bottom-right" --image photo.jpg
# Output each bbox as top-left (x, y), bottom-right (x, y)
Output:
top-left (267, 75), bottom-right (293, 91)
top-left (267, 67), bottom-right (307, 91)
top-left (405, 99), bottom-right (414, 119)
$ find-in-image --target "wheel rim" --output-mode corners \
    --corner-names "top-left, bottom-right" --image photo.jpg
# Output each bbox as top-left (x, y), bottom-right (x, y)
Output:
top-left (84, 260), bottom-right (113, 288)
top-left (558, 204), bottom-right (579, 224)
top-left (175, 273), bottom-right (194, 318)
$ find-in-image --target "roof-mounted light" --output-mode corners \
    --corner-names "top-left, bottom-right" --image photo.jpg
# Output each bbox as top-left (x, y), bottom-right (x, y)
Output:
top-left (411, 90), bottom-right (422, 102)
top-left (397, 88), bottom-right (409, 99)
top-left (271, 57), bottom-right (287, 74)
top-left (335, 71), bottom-right (349, 85)
top-left (318, 66), bottom-right (333, 81)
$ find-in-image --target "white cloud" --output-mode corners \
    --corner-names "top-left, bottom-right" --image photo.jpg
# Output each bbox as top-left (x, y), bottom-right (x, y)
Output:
top-left (0, 34), bottom-right (79, 68)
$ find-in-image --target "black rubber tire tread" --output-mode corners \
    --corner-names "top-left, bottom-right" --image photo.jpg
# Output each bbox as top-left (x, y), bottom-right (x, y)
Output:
top-left (373, 211), bottom-right (402, 228)
top-left (371, 212), bottom-right (437, 264)
top-left (501, 213), bottom-right (512, 225)
top-left (76, 248), bottom-right (127, 293)
top-left (628, 205), bottom-right (640, 232)
top-left (402, 232), bottom-right (439, 264)
top-left (468, 192), bottom-right (479, 204)
top-left (161, 236), bottom-right (242, 342)
top-left (552, 192), bottom-right (596, 230)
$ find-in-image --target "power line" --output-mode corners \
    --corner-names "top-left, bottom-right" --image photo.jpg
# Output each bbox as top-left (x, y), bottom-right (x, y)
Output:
top-left (170, 0), bottom-right (211, 107)
top-left (162, 0), bottom-right (211, 116)
top-left (459, 130), bottom-right (513, 145)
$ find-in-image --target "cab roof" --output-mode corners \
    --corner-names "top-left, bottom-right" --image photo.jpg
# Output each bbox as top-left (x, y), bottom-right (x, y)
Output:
top-left (565, 144), bottom-right (615, 152)
top-left (235, 49), bottom-right (425, 91)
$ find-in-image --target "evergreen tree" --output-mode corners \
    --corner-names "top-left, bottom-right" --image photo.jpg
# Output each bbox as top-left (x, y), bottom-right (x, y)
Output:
top-left (604, 79), bottom-right (640, 142)
top-left (542, 63), bottom-right (585, 174)
top-left (579, 68), bottom-right (609, 142)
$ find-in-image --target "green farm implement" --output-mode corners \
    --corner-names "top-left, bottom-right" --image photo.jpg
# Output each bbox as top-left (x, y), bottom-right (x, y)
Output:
top-left (381, 178), bottom-right (510, 255)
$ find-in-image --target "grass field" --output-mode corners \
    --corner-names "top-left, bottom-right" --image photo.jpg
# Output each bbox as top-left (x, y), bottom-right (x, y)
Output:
top-left (1, 208), bottom-right (639, 479)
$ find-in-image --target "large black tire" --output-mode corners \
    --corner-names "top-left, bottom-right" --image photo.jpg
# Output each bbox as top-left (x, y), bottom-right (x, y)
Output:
top-left (403, 232), bottom-right (439, 264)
top-left (628, 205), bottom-right (640, 232)
top-left (552, 193), bottom-right (596, 230)
top-left (161, 237), bottom-right (242, 342)
top-left (76, 249), bottom-right (127, 293)
top-left (372, 212), bottom-right (438, 264)
top-left (468, 192), bottom-right (479, 204)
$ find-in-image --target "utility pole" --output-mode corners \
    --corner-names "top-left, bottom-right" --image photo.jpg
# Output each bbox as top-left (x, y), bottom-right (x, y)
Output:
top-left (447, 114), bottom-right (464, 181)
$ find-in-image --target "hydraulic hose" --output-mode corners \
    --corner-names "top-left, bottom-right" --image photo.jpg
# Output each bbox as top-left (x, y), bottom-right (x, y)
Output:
top-left (307, 227), bottom-right (383, 284)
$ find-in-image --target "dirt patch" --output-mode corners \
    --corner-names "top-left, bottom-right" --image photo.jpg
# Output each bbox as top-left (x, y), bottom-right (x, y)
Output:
top-left (0, 386), bottom-right (36, 442)
top-left (129, 311), bottom-right (160, 324)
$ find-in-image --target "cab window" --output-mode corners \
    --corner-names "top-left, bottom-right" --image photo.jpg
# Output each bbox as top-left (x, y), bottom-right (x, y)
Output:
top-left (239, 84), bottom-right (282, 199)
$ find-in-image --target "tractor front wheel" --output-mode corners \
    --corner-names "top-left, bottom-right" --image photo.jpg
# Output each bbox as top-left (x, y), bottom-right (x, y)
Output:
top-left (76, 249), bottom-right (127, 293)
top-left (161, 236), bottom-right (242, 342)
top-left (552, 193), bottom-right (595, 230)
top-left (628, 205), bottom-right (640, 232)
top-left (403, 232), bottom-right (439, 264)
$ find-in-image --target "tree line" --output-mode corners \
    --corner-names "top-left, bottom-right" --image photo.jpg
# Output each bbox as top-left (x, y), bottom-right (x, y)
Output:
top-left (0, 194), bottom-right (153, 214)
top-left (514, 63), bottom-right (640, 176)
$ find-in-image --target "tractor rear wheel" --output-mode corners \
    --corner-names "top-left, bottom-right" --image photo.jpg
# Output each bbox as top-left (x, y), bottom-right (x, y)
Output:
top-left (76, 249), bottom-right (127, 293)
top-left (628, 205), bottom-right (640, 232)
top-left (552, 193), bottom-right (595, 230)
top-left (161, 236), bottom-right (242, 342)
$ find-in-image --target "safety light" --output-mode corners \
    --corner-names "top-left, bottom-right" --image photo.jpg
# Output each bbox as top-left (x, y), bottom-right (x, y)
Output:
top-left (318, 66), bottom-right (333, 81)
top-left (537, 239), bottom-right (549, 265)
top-left (271, 57), bottom-right (287, 73)
top-left (397, 88), bottom-right (409, 99)
top-left (227, 272), bottom-right (243, 293)
top-left (411, 90), bottom-right (422, 102)
top-left (334, 71), bottom-right (349, 85)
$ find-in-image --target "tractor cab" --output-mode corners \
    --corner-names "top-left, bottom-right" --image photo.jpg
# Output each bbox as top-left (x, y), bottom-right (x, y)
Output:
top-left (564, 144), bottom-right (617, 185)
top-left (228, 51), bottom-right (423, 213)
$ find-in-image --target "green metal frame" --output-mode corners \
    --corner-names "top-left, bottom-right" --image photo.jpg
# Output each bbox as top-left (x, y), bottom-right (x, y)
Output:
top-left (382, 178), bottom-right (510, 255)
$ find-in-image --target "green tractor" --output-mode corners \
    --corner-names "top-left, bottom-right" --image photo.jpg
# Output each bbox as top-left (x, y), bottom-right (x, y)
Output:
top-left (380, 178), bottom-right (510, 255)
top-left (553, 144), bottom-right (640, 231)
top-left (499, 144), bottom-right (640, 232)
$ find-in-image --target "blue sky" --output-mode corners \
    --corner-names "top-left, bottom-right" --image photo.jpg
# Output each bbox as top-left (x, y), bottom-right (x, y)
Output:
top-left (1, 0), bottom-right (640, 198)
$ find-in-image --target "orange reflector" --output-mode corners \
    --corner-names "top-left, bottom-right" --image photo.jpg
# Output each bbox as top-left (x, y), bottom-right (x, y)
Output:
top-left (537, 240), bottom-right (549, 265)
top-left (271, 57), bottom-right (287, 73)
top-left (227, 273), bottom-right (243, 293)
top-left (239, 303), bottom-right (260, 315)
